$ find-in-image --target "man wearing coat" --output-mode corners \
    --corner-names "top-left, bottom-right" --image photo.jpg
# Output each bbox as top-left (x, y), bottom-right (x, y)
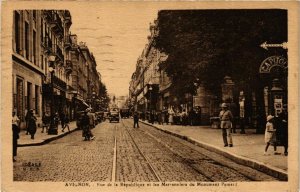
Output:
top-left (219, 103), bottom-right (234, 147)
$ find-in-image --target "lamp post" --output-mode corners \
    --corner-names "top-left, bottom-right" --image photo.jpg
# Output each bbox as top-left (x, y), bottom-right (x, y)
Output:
top-left (149, 84), bottom-right (153, 111)
top-left (92, 91), bottom-right (96, 112)
top-left (70, 90), bottom-right (78, 121)
top-left (149, 81), bottom-right (153, 123)
top-left (48, 55), bottom-right (58, 135)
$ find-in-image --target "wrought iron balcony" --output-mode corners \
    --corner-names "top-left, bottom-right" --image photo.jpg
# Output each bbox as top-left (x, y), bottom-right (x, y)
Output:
top-left (50, 13), bottom-right (64, 36)
top-left (42, 10), bottom-right (53, 22)
top-left (52, 75), bottom-right (67, 91)
top-left (54, 44), bottom-right (64, 63)
top-left (65, 59), bottom-right (73, 75)
top-left (41, 35), bottom-right (53, 54)
top-left (64, 35), bottom-right (71, 50)
top-left (64, 11), bottom-right (72, 27)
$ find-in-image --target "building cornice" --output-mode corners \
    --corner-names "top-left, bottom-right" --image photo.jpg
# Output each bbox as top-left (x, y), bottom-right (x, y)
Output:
top-left (12, 53), bottom-right (45, 76)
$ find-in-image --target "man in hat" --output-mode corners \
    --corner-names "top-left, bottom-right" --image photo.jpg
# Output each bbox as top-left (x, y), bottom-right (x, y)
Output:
top-left (219, 103), bottom-right (234, 147)
top-left (133, 111), bottom-right (139, 128)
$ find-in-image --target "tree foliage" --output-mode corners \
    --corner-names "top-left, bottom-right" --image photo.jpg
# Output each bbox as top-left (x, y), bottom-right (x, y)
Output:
top-left (98, 82), bottom-right (110, 110)
top-left (154, 10), bottom-right (287, 99)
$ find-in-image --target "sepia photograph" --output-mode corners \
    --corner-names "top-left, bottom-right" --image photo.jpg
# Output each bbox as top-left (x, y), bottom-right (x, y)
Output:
top-left (1, 1), bottom-right (299, 192)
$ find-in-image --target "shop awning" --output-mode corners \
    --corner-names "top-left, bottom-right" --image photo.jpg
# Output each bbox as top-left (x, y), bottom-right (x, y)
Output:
top-left (75, 98), bottom-right (90, 111)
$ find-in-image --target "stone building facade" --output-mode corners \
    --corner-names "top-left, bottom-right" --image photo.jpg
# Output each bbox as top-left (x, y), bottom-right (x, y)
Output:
top-left (13, 10), bottom-right (102, 126)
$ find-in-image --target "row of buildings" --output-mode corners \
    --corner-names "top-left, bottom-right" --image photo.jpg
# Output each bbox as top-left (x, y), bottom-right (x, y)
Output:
top-left (12, 10), bottom-right (103, 128)
top-left (129, 10), bottom-right (288, 130)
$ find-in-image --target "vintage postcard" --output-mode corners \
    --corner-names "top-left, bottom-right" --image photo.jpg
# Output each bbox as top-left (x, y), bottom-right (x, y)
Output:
top-left (1, 1), bottom-right (299, 192)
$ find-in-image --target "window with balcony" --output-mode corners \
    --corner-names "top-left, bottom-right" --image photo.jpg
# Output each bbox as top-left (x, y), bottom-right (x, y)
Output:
top-left (45, 57), bottom-right (48, 74)
top-left (33, 30), bottom-right (37, 65)
top-left (32, 10), bottom-right (36, 27)
top-left (25, 22), bottom-right (29, 60)
top-left (41, 55), bottom-right (44, 70)
top-left (33, 10), bottom-right (36, 19)
top-left (35, 85), bottom-right (39, 114)
top-left (14, 11), bottom-right (21, 54)
top-left (41, 19), bottom-right (44, 42)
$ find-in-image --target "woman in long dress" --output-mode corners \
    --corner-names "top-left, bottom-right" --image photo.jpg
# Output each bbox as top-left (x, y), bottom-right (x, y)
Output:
top-left (168, 107), bottom-right (174, 125)
top-left (27, 109), bottom-right (37, 139)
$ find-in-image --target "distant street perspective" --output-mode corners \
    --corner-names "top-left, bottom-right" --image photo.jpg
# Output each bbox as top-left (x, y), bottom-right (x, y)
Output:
top-left (12, 8), bottom-right (288, 183)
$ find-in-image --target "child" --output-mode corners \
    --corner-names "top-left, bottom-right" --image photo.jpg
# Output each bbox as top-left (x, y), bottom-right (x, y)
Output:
top-left (264, 115), bottom-right (278, 155)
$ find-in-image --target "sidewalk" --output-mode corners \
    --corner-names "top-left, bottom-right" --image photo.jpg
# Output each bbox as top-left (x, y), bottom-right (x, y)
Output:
top-left (141, 120), bottom-right (288, 181)
top-left (18, 121), bottom-right (78, 147)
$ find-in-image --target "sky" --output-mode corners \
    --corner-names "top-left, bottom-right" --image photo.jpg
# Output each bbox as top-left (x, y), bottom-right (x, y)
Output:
top-left (69, 5), bottom-right (159, 97)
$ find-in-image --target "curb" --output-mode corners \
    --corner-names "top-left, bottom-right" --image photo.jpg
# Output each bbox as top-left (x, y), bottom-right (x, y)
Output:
top-left (18, 127), bottom-right (79, 147)
top-left (140, 121), bottom-right (288, 181)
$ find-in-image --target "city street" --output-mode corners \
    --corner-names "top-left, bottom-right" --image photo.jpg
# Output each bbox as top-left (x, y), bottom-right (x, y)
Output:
top-left (14, 119), bottom-right (278, 182)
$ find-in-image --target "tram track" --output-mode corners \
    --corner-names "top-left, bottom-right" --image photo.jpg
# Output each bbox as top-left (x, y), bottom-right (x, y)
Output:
top-left (121, 120), bottom-right (161, 182)
top-left (111, 124), bottom-right (117, 182)
top-left (120, 120), bottom-right (211, 181)
top-left (120, 119), bottom-right (278, 181)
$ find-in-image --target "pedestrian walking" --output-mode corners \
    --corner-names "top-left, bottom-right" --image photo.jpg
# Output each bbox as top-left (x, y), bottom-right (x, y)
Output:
top-left (27, 109), bottom-right (37, 139)
top-left (12, 111), bottom-right (20, 162)
top-left (181, 109), bottom-right (188, 126)
top-left (81, 110), bottom-right (90, 140)
top-left (168, 107), bottom-right (174, 125)
top-left (133, 111), bottom-right (139, 128)
top-left (60, 111), bottom-right (65, 132)
top-left (82, 109), bottom-right (95, 140)
top-left (277, 107), bottom-right (288, 156)
top-left (62, 115), bottom-right (70, 132)
top-left (264, 115), bottom-right (278, 155)
top-left (41, 112), bottom-right (50, 133)
top-left (188, 108), bottom-right (196, 126)
top-left (219, 103), bottom-right (233, 147)
top-left (54, 112), bottom-right (60, 129)
top-left (165, 110), bottom-right (169, 125)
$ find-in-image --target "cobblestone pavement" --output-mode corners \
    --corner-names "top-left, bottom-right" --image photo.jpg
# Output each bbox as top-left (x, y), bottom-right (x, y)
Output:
top-left (115, 122), bottom-right (158, 182)
top-left (13, 119), bottom-right (279, 182)
top-left (13, 122), bottom-right (115, 181)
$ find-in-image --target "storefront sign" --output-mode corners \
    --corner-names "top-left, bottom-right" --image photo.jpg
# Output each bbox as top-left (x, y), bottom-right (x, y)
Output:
top-left (259, 56), bottom-right (287, 73)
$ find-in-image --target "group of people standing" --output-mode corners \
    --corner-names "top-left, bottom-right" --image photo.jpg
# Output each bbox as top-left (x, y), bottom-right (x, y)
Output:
top-left (144, 106), bottom-right (202, 126)
top-left (219, 102), bottom-right (288, 155)
top-left (264, 110), bottom-right (288, 156)
top-left (41, 111), bottom-right (70, 133)
top-left (12, 109), bottom-right (37, 162)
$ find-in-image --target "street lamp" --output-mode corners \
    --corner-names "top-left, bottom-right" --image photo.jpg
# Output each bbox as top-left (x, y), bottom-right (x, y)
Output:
top-left (149, 81), bottom-right (153, 123)
top-left (70, 90), bottom-right (78, 120)
top-left (92, 91), bottom-right (96, 112)
top-left (48, 55), bottom-right (58, 135)
top-left (149, 84), bottom-right (153, 110)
